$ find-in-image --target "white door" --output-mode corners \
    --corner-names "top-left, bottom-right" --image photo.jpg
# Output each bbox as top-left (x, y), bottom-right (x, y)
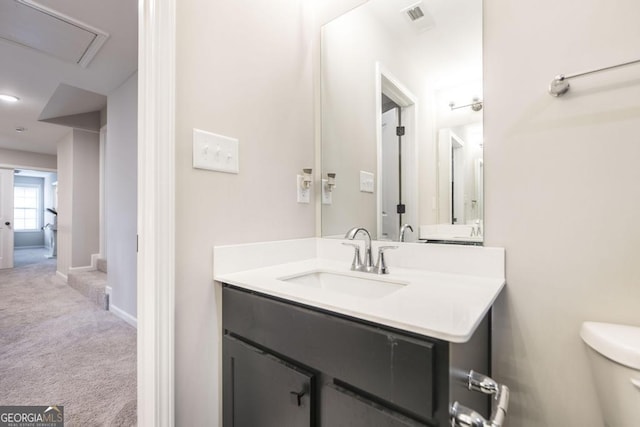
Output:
top-left (0, 168), bottom-right (14, 269)
top-left (381, 108), bottom-right (399, 241)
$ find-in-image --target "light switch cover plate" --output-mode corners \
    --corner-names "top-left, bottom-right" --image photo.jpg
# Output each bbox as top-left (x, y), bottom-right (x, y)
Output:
top-left (193, 128), bottom-right (239, 174)
top-left (321, 179), bottom-right (332, 205)
top-left (360, 171), bottom-right (374, 193)
top-left (297, 175), bottom-right (310, 203)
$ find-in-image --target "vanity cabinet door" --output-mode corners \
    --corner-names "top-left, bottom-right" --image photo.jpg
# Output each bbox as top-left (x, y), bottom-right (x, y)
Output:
top-left (223, 335), bottom-right (315, 427)
top-left (321, 384), bottom-right (427, 427)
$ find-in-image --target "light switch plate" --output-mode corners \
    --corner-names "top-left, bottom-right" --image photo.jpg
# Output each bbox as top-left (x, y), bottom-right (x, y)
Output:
top-left (193, 128), bottom-right (239, 174)
top-left (297, 175), bottom-right (310, 203)
top-left (360, 171), bottom-right (374, 193)
top-left (321, 179), bottom-right (332, 205)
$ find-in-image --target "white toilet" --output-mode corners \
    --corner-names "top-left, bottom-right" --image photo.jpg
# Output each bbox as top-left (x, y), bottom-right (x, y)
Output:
top-left (581, 321), bottom-right (640, 427)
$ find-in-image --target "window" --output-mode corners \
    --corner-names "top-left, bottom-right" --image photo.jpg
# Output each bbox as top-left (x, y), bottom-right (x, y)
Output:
top-left (14, 185), bottom-right (40, 231)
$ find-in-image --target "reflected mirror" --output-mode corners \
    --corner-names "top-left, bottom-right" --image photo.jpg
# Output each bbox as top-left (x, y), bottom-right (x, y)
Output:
top-left (321, 0), bottom-right (483, 244)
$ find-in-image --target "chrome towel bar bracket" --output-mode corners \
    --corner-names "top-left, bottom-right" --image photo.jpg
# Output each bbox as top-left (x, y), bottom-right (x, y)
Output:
top-left (451, 370), bottom-right (510, 427)
top-left (549, 58), bottom-right (640, 97)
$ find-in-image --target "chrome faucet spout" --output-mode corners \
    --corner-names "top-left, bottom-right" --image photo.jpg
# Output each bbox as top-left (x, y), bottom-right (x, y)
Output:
top-left (345, 227), bottom-right (373, 270)
top-left (399, 224), bottom-right (413, 242)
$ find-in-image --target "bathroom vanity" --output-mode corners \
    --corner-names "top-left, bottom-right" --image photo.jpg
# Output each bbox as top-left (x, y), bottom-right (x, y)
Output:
top-left (223, 284), bottom-right (490, 426)
top-left (215, 238), bottom-right (507, 427)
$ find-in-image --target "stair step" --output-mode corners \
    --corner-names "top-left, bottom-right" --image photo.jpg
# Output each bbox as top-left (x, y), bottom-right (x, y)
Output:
top-left (68, 270), bottom-right (108, 310)
top-left (97, 258), bottom-right (107, 273)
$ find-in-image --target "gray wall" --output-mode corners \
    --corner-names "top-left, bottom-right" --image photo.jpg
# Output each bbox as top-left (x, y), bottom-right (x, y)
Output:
top-left (56, 132), bottom-right (73, 275)
top-left (173, 0), bottom-right (355, 423)
top-left (171, 1), bottom-right (640, 425)
top-left (56, 129), bottom-right (100, 275)
top-left (106, 71), bottom-right (138, 318)
top-left (0, 148), bottom-right (56, 170)
top-left (485, 0), bottom-right (640, 425)
top-left (71, 130), bottom-right (100, 267)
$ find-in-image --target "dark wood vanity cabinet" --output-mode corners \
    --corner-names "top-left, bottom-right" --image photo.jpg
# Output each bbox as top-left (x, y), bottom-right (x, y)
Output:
top-left (222, 284), bottom-right (490, 427)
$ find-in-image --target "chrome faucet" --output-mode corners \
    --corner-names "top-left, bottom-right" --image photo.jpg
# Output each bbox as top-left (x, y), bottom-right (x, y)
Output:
top-left (344, 227), bottom-right (373, 271)
top-left (470, 220), bottom-right (482, 238)
top-left (399, 224), bottom-right (413, 242)
top-left (344, 227), bottom-right (397, 274)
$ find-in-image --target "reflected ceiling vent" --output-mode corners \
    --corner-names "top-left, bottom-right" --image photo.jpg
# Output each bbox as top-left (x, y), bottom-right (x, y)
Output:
top-left (401, 1), bottom-right (435, 33)
top-left (406, 6), bottom-right (424, 21)
top-left (0, 0), bottom-right (109, 68)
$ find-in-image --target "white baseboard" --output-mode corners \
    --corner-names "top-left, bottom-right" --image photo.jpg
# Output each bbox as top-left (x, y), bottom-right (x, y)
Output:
top-left (56, 270), bottom-right (67, 281)
top-left (91, 253), bottom-right (103, 267)
top-left (68, 265), bottom-right (95, 273)
top-left (68, 253), bottom-right (102, 273)
top-left (109, 303), bottom-right (138, 328)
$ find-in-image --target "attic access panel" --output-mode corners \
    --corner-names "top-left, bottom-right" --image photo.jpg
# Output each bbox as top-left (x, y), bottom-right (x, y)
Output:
top-left (0, 0), bottom-right (109, 68)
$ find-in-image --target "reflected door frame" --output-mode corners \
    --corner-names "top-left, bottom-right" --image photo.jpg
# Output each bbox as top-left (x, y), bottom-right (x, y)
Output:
top-left (375, 63), bottom-right (418, 241)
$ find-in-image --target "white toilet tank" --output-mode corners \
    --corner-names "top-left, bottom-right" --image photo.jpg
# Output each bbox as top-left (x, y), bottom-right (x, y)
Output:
top-left (581, 321), bottom-right (640, 427)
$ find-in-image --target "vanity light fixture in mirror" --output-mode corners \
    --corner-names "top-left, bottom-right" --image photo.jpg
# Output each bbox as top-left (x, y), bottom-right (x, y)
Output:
top-left (300, 168), bottom-right (313, 190)
top-left (326, 173), bottom-right (336, 191)
top-left (320, 0), bottom-right (483, 244)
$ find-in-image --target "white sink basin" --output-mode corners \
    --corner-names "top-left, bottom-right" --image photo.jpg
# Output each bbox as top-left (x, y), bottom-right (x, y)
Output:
top-left (278, 270), bottom-right (407, 299)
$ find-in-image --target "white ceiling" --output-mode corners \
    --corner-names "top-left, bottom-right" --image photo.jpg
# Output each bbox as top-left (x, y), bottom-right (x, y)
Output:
top-left (367, 0), bottom-right (483, 90)
top-left (0, 0), bottom-right (137, 155)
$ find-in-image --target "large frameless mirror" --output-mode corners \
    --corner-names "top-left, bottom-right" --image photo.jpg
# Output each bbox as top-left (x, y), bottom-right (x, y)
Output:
top-left (320, 0), bottom-right (483, 244)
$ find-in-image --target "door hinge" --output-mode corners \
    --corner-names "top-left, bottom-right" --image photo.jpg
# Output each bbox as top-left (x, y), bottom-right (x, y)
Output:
top-left (396, 126), bottom-right (405, 136)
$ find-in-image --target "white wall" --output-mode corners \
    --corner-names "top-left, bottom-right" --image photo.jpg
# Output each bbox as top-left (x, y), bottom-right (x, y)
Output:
top-left (485, 0), bottom-right (640, 425)
top-left (106, 72), bottom-right (138, 318)
top-left (0, 147), bottom-right (56, 170)
top-left (56, 129), bottom-right (100, 276)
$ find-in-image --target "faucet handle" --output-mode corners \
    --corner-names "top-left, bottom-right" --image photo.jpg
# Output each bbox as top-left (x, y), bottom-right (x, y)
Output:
top-left (375, 245), bottom-right (398, 275)
top-left (342, 242), bottom-right (363, 271)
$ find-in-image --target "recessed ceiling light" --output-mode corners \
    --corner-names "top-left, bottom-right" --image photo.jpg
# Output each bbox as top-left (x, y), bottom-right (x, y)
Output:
top-left (15, 127), bottom-right (26, 132)
top-left (0, 94), bottom-right (20, 103)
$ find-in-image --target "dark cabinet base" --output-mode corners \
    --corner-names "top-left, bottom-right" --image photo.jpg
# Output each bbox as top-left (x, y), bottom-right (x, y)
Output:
top-left (222, 284), bottom-right (489, 427)
top-left (223, 336), bottom-right (314, 427)
top-left (321, 384), bottom-right (427, 427)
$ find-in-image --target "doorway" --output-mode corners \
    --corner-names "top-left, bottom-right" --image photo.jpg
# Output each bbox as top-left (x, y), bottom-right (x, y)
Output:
top-left (380, 97), bottom-right (403, 240)
top-left (12, 169), bottom-right (58, 267)
top-left (376, 64), bottom-right (418, 241)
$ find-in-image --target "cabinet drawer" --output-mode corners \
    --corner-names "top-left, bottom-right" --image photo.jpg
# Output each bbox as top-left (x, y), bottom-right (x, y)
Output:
top-left (223, 285), bottom-right (435, 421)
top-left (321, 384), bottom-right (428, 427)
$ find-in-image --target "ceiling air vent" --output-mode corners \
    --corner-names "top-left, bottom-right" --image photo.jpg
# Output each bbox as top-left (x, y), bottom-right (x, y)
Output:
top-left (0, 0), bottom-right (109, 68)
top-left (401, 1), bottom-right (435, 33)
top-left (406, 6), bottom-right (425, 21)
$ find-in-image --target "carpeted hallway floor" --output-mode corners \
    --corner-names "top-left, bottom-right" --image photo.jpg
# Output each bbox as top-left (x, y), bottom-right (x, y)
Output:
top-left (13, 247), bottom-right (52, 268)
top-left (0, 260), bottom-right (137, 426)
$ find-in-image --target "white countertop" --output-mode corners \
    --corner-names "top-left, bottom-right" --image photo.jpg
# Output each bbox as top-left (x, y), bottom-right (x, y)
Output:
top-left (214, 241), bottom-right (505, 343)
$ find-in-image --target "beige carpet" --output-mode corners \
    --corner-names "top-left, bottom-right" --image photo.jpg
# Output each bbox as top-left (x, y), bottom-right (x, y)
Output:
top-left (0, 261), bottom-right (137, 426)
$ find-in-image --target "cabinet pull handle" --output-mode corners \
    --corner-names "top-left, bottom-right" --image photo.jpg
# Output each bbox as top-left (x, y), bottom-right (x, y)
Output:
top-left (289, 390), bottom-right (305, 407)
top-left (450, 371), bottom-right (510, 427)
